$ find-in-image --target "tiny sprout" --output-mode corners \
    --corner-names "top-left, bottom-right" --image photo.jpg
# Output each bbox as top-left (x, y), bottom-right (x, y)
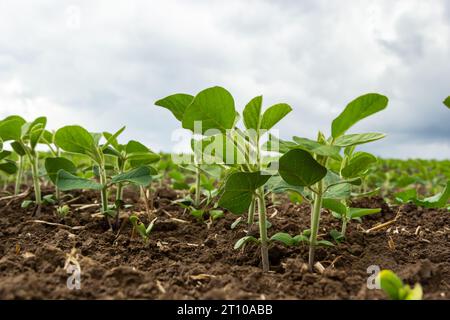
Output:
top-left (56, 205), bottom-right (70, 218)
top-left (378, 270), bottom-right (423, 300)
top-left (129, 215), bottom-right (157, 243)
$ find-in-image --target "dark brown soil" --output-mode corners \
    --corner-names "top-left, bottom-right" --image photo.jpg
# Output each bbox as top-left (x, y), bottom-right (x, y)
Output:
top-left (0, 187), bottom-right (449, 300)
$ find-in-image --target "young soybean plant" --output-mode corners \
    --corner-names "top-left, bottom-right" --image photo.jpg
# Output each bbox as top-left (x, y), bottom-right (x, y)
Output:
top-left (277, 93), bottom-right (388, 271)
top-left (156, 86), bottom-right (292, 272)
top-left (0, 115), bottom-right (48, 209)
top-left (51, 125), bottom-right (157, 226)
top-left (378, 270), bottom-right (423, 300)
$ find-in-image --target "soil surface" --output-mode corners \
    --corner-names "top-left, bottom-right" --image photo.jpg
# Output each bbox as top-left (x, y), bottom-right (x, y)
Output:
top-left (0, 186), bottom-right (449, 299)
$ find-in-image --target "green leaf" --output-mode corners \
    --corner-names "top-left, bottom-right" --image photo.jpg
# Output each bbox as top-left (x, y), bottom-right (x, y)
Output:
top-left (395, 189), bottom-right (417, 204)
top-left (127, 152), bottom-right (160, 165)
top-left (415, 181), bottom-right (450, 208)
top-left (333, 133), bottom-right (386, 147)
top-left (234, 236), bottom-right (259, 249)
top-left (125, 140), bottom-right (149, 153)
top-left (191, 209), bottom-right (205, 221)
top-left (278, 149), bottom-right (327, 187)
top-left (405, 284), bottom-right (423, 300)
top-left (55, 125), bottom-right (97, 157)
top-left (330, 229), bottom-right (344, 242)
top-left (45, 157), bottom-right (77, 184)
top-left (260, 103), bottom-right (292, 131)
top-left (348, 207), bottom-right (381, 219)
top-left (209, 209), bottom-right (224, 221)
top-left (270, 233), bottom-right (295, 246)
top-left (0, 150), bottom-right (10, 161)
top-left (0, 161), bottom-right (17, 174)
top-left (0, 117), bottom-right (26, 141)
top-left (379, 270), bottom-right (404, 300)
top-left (322, 198), bottom-right (347, 217)
top-left (341, 152), bottom-right (377, 178)
top-left (218, 171), bottom-right (270, 214)
top-left (243, 95), bottom-right (262, 130)
top-left (182, 86), bottom-right (236, 134)
top-left (56, 170), bottom-right (104, 191)
top-left (11, 141), bottom-right (26, 156)
top-left (27, 117), bottom-right (47, 150)
top-left (444, 96), bottom-right (450, 109)
top-left (102, 126), bottom-right (125, 151)
top-left (332, 93), bottom-right (388, 138)
top-left (292, 136), bottom-right (342, 160)
top-left (129, 215), bottom-right (149, 240)
top-left (111, 166), bottom-right (153, 186)
top-left (0, 138), bottom-right (2, 152)
top-left (317, 240), bottom-right (335, 247)
top-left (155, 93), bottom-right (194, 122)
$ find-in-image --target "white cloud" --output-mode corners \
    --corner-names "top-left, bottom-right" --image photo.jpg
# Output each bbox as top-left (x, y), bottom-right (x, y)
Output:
top-left (0, 0), bottom-right (449, 158)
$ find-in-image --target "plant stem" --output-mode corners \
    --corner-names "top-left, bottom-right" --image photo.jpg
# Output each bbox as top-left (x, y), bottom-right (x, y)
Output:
top-left (30, 154), bottom-right (42, 205)
top-left (247, 197), bottom-right (255, 229)
top-left (308, 179), bottom-right (323, 271)
top-left (194, 165), bottom-right (201, 208)
top-left (341, 217), bottom-right (348, 235)
top-left (15, 156), bottom-right (24, 195)
top-left (257, 187), bottom-right (270, 272)
top-left (99, 165), bottom-right (109, 214)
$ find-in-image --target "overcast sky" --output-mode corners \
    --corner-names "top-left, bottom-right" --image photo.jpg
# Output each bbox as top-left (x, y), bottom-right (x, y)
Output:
top-left (0, 0), bottom-right (449, 159)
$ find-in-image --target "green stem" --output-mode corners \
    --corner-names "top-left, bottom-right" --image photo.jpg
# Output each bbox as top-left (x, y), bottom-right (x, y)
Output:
top-left (99, 165), bottom-right (109, 214)
top-left (15, 156), bottom-right (24, 195)
top-left (30, 154), bottom-right (42, 205)
top-left (308, 179), bottom-right (323, 271)
top-left (341, 217), bottom-right (348, 235)
top-left (257, 187), bottom-right (270, 272)
top-left (194, 166), bottom-right (201, 208)
top-left (247, 197), bottom-right (255, 229)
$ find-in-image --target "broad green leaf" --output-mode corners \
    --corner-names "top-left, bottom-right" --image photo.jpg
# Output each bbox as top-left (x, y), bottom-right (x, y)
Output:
top-left (395, 189), bottom-right (417, 203)
top-left (45, 157), bottom-right (77, 184)
top-left (0, 150), bottom-right (10, 161)
top-left (348, 207), bottom-right (381, 219)
top-left (379, 270), bottom-right (404, 300)
top-left (0, 162), bottom-right (17, 174)
top-left (330, 229), bottom-right (345, 242)
top-left (234, 236), bottom-right (259, 249)
top-left (218, 171), bottom-right (270, 214)
top-left (27, 117), bottom-right (47, 150)
top-left (260, 103), bottom-right (292, 131)
top-left (111, 166), bottom-right (153, 186)
top-left (40, 130), bottom-right (54, 144)
top-left (182, 86), bottom-right (236, 134)
top-left (0, 117), bottom-right (26, 141)
top-left (56, 170), bottom-right (104, 191)
top-left (333, 133), bottom-right (386, 147)
top-left (270, 233), bottom-right (295, 246)
top-left (243, 95), bottom-right (262, 130)
top-left (102, 126), bottom-right (125, 151)
top-left (128, 152), bottom-right (160, 166)
top-left (341, 152), bottom-right (377, 178)
top-left (292, 136), bottom-right (342, 160)
top-left (292, 234), bottom-right (309, 244)
top-left (444, 96), bottom-right (450, 109)
top-left (322, 198), bottom-right (347, 217)
top-left (278, 149), bottom-right (327, 187)
top-left (415, 181), bottom-right (450, 208)
top-left (317, 240), bottom-right (335, 247)
top-left (55, 125), bottom-right (97, 157)
top-left (323, 171), bottom-right (352, 199)
top-left (155, 93), bottom-right (194, 122)
top-left (11, 141), bottom-right (26, 156)
top-left (125, 140), bottom-right (149, 153)
top-left (332, 93), bottom-right (388, 138)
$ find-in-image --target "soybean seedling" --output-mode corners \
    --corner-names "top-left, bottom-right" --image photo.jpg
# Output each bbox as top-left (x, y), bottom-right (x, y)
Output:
top-left (378, 270), bottom-right (423, 300)
top-left (0, 115), bottom-right (48, 210)
top-left (276, 93), bottom-right (388, 271)
top-left (51, 125), bottom-right (156, 228)
top-left (156, 86), bottom-right (291, 272)
top-left (129, 214), bottom-right (157, 243)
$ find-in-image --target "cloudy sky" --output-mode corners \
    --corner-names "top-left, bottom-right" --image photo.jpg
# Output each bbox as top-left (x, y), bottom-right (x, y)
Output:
top-left (1, 0), bottom-right (449, 159)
